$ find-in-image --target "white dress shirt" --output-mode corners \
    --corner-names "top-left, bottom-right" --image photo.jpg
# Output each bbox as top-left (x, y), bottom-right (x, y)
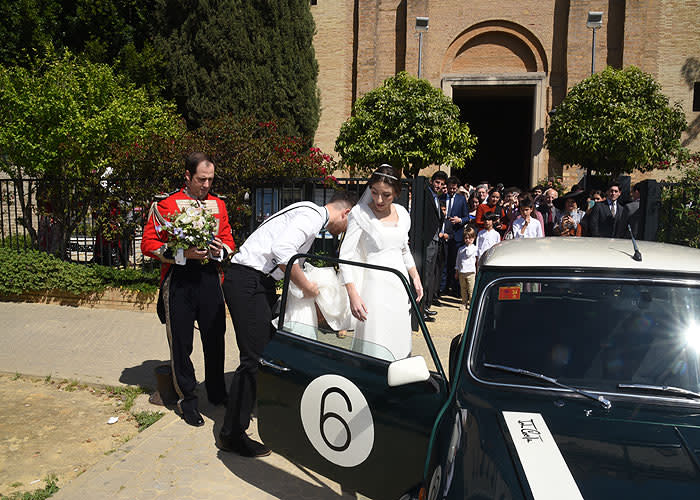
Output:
top-left (512, 215), bottom-right (544, 239)
top-left (455, 243), bottom-right (477, 273)
top-left (476, 228), bottom-right (500, 258)
top-left (231, 201), bottom-right (328, 279)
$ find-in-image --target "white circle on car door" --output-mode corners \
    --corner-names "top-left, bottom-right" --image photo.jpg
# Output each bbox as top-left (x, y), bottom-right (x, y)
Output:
top-left (300, 374), bottom-right (374, 467)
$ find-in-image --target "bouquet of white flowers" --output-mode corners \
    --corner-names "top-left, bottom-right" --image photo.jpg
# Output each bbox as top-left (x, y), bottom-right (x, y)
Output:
top-left (156, 203), bottom-right (218, 264)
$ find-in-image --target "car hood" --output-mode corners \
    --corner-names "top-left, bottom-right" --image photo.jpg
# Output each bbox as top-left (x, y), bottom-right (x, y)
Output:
top-left (497, 405), bottom-right (700, 498)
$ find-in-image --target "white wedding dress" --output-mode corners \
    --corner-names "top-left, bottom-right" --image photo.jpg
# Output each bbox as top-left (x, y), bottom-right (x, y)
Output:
top-left (339, 199), bottom-right (416, 361)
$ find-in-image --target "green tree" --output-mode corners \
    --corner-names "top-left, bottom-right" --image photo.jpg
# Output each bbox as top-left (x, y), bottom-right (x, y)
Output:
top-left (658, 152), bottom-right (700, 248)
top-left (0, 50), bottom-right (182, 256)
top-left (546, 66), bottom-right (687, 177)
top-left (153, 0), bottom-right (320, 136)
top-left (107, 114), bottom-right (338, 238)
top-left (0, 0), bottom-right (165, 93)
top-left (335, 72), bottom-right (477, 177)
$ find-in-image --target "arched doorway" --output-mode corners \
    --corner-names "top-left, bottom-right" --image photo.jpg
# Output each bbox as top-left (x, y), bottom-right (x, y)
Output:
top-left (441, 21), bottom-right (549, 190)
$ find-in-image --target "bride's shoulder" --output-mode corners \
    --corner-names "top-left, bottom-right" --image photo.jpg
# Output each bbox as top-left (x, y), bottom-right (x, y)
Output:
top-left (394, 203), bottom-right (409, 218)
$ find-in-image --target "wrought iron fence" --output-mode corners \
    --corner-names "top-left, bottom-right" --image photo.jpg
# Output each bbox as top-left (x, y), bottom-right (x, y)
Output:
top-left (1, 176), bottom-right (421, 269)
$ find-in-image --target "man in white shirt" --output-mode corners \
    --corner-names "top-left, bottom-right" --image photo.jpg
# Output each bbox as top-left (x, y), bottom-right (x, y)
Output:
top-left (218, 191), bottom-right (356, 457)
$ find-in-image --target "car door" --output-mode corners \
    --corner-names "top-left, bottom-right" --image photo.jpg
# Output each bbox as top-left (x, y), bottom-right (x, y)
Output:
top-left (257, 255), bottom-right (449, 500)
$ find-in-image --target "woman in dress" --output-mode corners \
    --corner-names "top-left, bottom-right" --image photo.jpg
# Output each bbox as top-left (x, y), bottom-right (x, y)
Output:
top-left (339, 165), bottom-right (423, 361)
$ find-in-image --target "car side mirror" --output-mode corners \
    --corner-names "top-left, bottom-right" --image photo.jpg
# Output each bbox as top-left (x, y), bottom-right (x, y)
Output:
top-left (387, 356), bottom-right (430, 387)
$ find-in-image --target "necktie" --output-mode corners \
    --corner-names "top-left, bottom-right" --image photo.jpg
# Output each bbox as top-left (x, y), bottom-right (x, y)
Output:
top-left (610, 202), bottom-right (616, 216)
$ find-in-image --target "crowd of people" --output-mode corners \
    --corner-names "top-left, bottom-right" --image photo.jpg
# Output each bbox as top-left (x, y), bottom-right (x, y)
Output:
top-left (423, 172), bottom-right (643, 316)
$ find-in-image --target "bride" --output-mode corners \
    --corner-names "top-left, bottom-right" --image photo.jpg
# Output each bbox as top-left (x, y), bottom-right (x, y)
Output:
top-left (339, 164), bottom-right (423, 360)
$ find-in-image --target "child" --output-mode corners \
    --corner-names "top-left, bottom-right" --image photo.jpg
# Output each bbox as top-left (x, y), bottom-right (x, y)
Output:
top-left (455, 226), bottom-right (477, 311)
top-left (511, 196), bottom-right (543, 239)
top-left (476, 212), bottom-right (501, 261)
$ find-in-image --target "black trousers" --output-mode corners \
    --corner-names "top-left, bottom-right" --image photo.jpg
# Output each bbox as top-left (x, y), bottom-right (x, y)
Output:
top-left (162, 261), bottom-right (227, 415)
top-left (423, 236), bottom-right (444, 311)
top-left (220, 263), bottom-right (277, 438)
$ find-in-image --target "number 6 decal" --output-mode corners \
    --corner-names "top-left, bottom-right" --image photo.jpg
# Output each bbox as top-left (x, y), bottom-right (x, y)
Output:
top-left (300, 374), bottom-right (374, 467)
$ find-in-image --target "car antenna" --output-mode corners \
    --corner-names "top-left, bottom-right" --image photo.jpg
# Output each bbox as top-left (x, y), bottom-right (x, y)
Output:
top-left (628, 224), bottom-right (642, 261)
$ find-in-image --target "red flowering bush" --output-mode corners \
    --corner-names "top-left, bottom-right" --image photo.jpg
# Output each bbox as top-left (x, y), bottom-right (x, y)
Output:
top-left (105, 114), bottom-right (339, 236)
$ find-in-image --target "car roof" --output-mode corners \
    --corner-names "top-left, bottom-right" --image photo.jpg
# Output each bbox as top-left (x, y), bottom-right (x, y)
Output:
top-left (479, 237), bottom-right (700, 274)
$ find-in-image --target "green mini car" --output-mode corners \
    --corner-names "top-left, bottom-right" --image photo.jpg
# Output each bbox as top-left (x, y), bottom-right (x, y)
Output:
top-left (257, 238), bottom-right (700, 499)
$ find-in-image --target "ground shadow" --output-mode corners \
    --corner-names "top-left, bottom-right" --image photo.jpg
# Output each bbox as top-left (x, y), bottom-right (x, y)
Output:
top-left (120, 359), bottom-right (170, 391)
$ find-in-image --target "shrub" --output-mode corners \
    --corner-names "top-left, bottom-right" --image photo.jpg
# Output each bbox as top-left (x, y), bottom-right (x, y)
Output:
top-left (658, 152), bottom-right (700, 248)
top-left (0, 247), bottom-right (159, 296)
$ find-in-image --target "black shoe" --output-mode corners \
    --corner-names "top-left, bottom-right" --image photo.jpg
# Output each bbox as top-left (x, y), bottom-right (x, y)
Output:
top-left (432, 298), bottom-right (443, 307)
top-left (422, 315), bottom-right (436, 323)
top-left (182, 409), bottom-right (205, 427)
top-left (217, 432), bottom-right (271, 457)
top-left (425, 308), bottom-right (438, 316)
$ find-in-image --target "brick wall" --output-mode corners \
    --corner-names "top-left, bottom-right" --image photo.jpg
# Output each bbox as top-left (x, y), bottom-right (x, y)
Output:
top-left (311, 0), bottom-right (700, 183)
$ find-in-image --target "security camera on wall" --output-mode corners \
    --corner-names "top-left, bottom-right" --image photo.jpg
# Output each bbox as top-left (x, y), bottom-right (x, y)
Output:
top-left (415, 17), bottom-right (429, 32)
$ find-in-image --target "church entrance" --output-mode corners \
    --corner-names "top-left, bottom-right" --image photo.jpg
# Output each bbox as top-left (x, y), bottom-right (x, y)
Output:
top-left (452, 85), bottom-right (534, 190)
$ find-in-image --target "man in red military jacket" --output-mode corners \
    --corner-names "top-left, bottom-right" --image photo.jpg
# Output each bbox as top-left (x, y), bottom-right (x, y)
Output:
top-left (141, 152), bottom-right (235, 427)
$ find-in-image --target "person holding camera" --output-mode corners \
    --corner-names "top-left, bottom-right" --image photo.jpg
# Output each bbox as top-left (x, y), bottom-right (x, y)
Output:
top-left (554, 191), bottom-right (586, 237)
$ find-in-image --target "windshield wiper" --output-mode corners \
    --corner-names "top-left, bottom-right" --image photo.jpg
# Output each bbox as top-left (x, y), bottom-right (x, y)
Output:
top-left (617, 384), bottom-right (700, 400)
top-left (484, 362), bottom-right (612, 409)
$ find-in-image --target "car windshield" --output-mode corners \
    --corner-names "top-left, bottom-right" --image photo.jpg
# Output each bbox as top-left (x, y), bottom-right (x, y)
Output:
top-left (472, 278), bottom-right (700, 395)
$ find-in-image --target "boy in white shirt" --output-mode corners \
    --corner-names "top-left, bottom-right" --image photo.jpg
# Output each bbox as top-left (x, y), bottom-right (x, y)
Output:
top-left (511, 197), bottom-right (543, 239)
top-left (476, 212), bottom-right (501, 260)
top-left (455, 226), bottom-right (477, 311)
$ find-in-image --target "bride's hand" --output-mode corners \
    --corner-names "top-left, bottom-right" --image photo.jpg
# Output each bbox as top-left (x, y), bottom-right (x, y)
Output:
top-left (349, 293), bottom-right (368, 322)
top-left (413, 279), bottom-right (424, 302)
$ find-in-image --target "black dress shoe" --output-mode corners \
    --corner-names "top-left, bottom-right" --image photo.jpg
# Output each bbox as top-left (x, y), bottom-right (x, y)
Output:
top-left (217, 432), bottom-right (271, 457)
top-left (432, 298), bottom-right (443, 307)
top-left (425, 308), bottom-right (438, 316)
top-left (182, 409), bottom-right (205, 427)
top-left (422, 315), bottom-right (436, 323)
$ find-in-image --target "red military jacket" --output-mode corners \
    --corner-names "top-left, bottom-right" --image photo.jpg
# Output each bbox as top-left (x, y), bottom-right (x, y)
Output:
top-left (141, 189), bottom-right (235, 283)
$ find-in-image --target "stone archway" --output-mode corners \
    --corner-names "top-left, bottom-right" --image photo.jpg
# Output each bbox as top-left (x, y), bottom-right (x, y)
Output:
top-left (441, 20), bottom-right (549, 188)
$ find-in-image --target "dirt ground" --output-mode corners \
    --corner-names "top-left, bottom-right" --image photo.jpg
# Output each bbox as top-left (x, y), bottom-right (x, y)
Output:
top-left (0, 373), bottom-right (145, 497)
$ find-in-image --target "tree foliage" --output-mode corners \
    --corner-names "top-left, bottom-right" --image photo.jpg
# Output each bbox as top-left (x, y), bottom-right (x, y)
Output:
top-left (0, 50), bottom-right (182, 255)
top-left (0, 0), bottom-right (164, 93)
top-left (105, 114), bottom-right (338, 239)
top-left (335, 72), bottom-right (477, 177)
top-left (546, 66), bottom-right (687, 177)
top-left (152, 0), bottom-right (320, 136)
top-left (658, 152), bottom-right (700, 248)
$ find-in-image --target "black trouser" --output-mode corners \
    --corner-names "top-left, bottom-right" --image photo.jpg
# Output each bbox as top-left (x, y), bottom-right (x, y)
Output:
top-left (423, 236), bottom-right (444, 311)
top-left (162, 261), bottom-right (227, 415)
top-left (220, 263), bottom-right (277, 438)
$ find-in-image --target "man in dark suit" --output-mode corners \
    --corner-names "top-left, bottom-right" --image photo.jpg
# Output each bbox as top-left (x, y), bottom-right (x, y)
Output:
top-left (422, 171), bottom-right (447, 321)
top-left (537, 188), bottom-right (561, 236)
top-left (441, 176), bottom-right (469, 296)
top-left (589, 182), bottom-right (624, 237)
top-left (615, 182), bottom-right (641, 239)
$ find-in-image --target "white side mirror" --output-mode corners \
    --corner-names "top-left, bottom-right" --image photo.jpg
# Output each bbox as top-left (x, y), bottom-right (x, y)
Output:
top-left (387, 356), bottom-right (430, 387)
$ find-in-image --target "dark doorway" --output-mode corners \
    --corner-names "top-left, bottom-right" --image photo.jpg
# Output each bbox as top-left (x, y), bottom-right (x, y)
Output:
top-left (452, 85), bottom-right (534, 190)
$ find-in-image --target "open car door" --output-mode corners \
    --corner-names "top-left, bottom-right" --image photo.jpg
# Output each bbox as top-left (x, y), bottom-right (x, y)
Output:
top-left (257, 254), bottom-right (449, 500)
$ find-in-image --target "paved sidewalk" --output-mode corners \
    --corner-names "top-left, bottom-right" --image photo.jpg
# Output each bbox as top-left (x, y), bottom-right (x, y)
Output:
top-left (0, 298), bottom-right (466, 499)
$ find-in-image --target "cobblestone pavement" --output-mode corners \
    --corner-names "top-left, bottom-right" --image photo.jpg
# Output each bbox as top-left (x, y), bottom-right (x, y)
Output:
top-left (0, 297), bottom-right (467, 499)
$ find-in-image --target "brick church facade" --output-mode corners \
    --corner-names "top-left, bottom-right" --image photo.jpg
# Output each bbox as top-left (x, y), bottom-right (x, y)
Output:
top-left (310, 1), bottom-right (700, 188)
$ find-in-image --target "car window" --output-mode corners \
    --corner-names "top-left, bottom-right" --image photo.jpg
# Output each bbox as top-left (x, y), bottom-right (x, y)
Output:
top-left (472, 279), bottom-right (700, 394)
top-left (279, 260), bottom-right (438, 370)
